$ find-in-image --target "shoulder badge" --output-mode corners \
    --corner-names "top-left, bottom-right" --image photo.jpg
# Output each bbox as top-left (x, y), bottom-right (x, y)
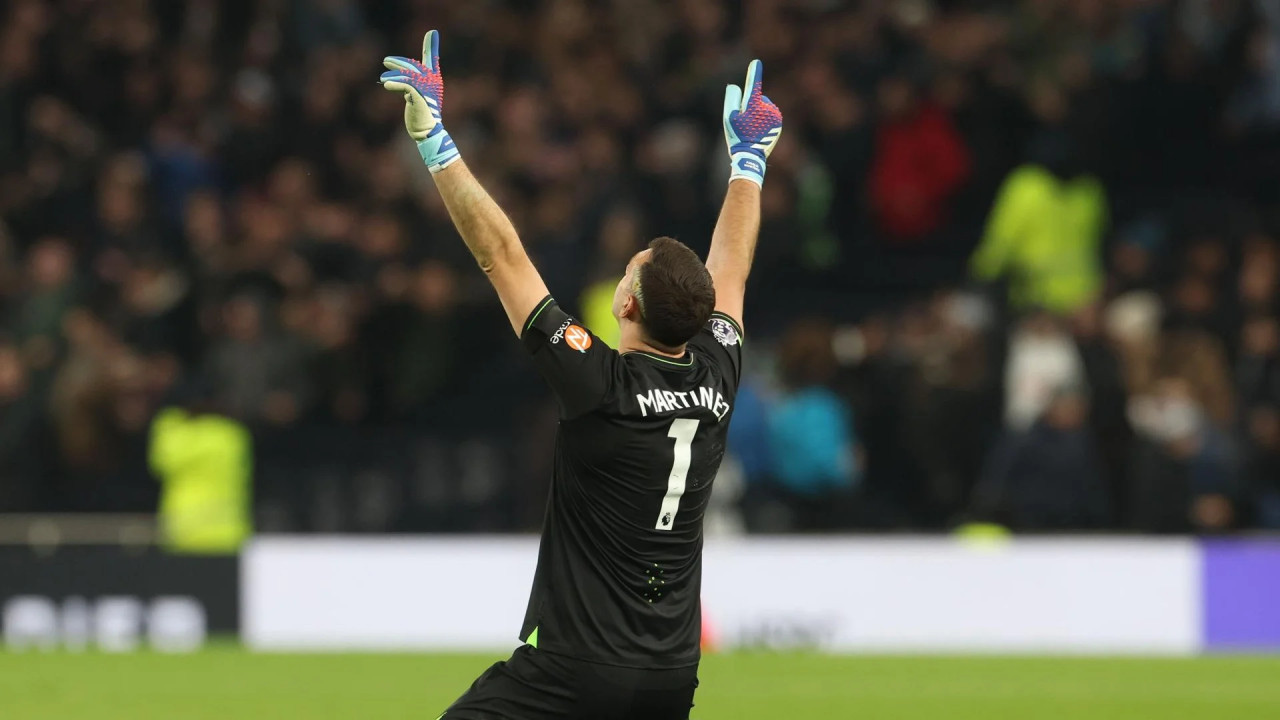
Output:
top-left (710, 318), bottom-right (739, 347)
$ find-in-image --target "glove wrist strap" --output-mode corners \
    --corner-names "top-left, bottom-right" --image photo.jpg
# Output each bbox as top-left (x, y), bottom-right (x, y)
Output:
top-left (729, 151), bottom-right (766, 187)
top-left (417, 127), bottom-right (461, 174)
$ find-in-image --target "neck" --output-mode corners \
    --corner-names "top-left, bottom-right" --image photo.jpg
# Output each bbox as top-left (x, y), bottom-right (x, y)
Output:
top-left (618, 333), bottom-right (685, 358)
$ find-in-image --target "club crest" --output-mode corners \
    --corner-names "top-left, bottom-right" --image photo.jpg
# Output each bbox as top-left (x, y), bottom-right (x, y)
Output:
top-left (710, 318), bottom-right (739, 347)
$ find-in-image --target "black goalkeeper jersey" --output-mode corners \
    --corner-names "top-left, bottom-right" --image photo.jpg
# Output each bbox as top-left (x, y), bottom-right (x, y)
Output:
top-left (516, 296), bottom-right (744, 669)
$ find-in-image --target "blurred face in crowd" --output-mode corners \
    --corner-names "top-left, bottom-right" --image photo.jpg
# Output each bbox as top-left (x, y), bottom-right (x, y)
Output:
top-left (358, 213), bottom-right (406, 260)
top-left (97, 181), bottom-right (143, 232)
top-left (307, 287), bottom-right (358, 350)
top-left (1028, 79), bottom-right (1068, 124)
top-left (412, 262), bottom-right (457, 315)
top-left (581, 128), bottom-right (622, 175)
top-left (1242, 316), bottom-right (1279, 357)
top-left (1104, 291), bottom-right (1161, 347)
top-left (0, 345), bottom-right (26, 400)
top-left (1021, 310), bottom-right (1067, 338)
top-left (1153, 378), bottom-right (1204, 457)
top-left (1185, 238), bottom-right (1228, 279)
top-left (598, 207), bottom-right (641, 268)
top-left (268, 158), bottom-right (318, 209)
top-left (242, 202), bottom-right (291, 260)
top-left (877, 76), bottom-right (916, 120)
top-left (1240, 238), bottom-right (1278, 309)
top-left (1171, 275), bottom-right (1217, 319)
top-left (223, 297), bottom-right (264, 343)
top-left (61, 308), bottom-right (111, 352)
top-left (1070, 301), bottom-right (1103, 341)
top-left (1112, 241), bottom-right (1151, 285)
top-left (28, 237), bottom-right (74, 291)
top-left (184, 191), bottom-right (224, 252)
top-left (1045, 391), bottom-right (1089, 431)
top-left (778, 320), bottom-right (838, 390)
top-left (1250, 406), bottom-right (1280, 451)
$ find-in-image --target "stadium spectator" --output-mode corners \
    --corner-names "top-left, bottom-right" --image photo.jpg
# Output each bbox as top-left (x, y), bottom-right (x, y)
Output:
top-left (869, 73), bottom-right (971, 242)
top-left (1246, 403), bottom-right (1280, 528)
top-left (766, 320), bottom-right (863, 531)
top-left (1, 0), bottom-right (1279, 533)
top-left (207, 293), bottom-right (311, 427)
top-left (969, 135), bottom-right (1108, 315)
top-left (13, 237), bottom-right (77, 362)
top-left (893, 293), bottom-right (998, 524)
top-left (0, 340), bottom-right (48, 510)
top-left (1071, 301), bottom-right (1133, 519)
top-left (1004, 313), bottom-right (1088, 430)
top-left (833, 314), bottom-right (930, 525)
top-left (1237, 313), bottom-right (1280, 417)
top-left (972, 383), bottom-right (1111, 531)
top-left (1128, 377), bottom-right (1241, 533)
top-left (364, 260), bottom-right (460, 422)
top-left (149, 377), bottom-right (253, 554)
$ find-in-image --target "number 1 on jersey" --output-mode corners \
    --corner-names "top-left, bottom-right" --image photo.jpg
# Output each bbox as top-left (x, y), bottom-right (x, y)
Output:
top-left (656, 418), bottom-right (699, 530)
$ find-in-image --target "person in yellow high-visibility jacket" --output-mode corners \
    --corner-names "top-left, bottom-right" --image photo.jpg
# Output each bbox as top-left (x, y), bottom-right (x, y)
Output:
top-left (149, 405), bottom-right (252, 554)
top-left (970, 163), bottom-right (1108, 314)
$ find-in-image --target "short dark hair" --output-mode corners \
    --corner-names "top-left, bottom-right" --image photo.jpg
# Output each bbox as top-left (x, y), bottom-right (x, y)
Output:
top-left (635, 237), bottom-right (716, 348)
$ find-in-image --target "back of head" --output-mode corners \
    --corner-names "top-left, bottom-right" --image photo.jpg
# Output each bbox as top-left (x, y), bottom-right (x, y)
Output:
top-left (636, 237), bottom-right (716, 348)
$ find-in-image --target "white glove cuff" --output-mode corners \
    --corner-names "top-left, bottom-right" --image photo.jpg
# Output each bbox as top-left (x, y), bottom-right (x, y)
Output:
top-left (729, 151), bottom-right (766, 187)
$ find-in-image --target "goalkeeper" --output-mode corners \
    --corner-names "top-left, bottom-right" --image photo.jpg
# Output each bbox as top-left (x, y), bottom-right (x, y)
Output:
top-left (380, 30), bottom-right (781, 720)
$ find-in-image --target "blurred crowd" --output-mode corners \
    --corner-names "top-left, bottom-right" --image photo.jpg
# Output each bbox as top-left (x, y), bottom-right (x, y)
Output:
top-left (1, 0), bottom-right (1278, 533)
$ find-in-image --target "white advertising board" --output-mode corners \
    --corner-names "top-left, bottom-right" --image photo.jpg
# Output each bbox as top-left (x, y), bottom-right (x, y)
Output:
top-left (244, 537), bottom-right (1200, 654)
top-left (243, 537), bottom-right (536, 651)
top-left (701, 538), bottom-right (1200, 654)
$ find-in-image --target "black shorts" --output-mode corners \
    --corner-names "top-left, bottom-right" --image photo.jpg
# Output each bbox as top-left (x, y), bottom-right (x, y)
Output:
top-left (439, 645), bottom-right (699, 720)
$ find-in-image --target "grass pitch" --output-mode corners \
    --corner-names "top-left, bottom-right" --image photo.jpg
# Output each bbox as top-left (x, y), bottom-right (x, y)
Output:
top-left (3, 648), bottom-right (1280, 719)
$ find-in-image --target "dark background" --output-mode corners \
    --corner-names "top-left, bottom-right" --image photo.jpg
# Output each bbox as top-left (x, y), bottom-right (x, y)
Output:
top-left (1, 0), bottom-right (1278, 534)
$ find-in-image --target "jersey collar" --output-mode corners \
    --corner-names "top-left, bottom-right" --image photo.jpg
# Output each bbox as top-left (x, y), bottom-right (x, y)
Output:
top-left (628, 350), bottom-right (695, 369)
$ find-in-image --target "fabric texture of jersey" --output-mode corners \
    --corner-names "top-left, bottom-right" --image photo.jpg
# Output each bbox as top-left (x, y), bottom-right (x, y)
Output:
top-left (439, 645), bottom-right (698, 720)
top-left (517, 296), bottom-right (743, 668)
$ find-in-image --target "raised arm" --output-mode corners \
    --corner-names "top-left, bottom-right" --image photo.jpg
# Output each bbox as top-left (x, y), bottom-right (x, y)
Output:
top-left (704, 60), bottom-right (782, 327)
top-left (379, 30), bottom-right (548, 334)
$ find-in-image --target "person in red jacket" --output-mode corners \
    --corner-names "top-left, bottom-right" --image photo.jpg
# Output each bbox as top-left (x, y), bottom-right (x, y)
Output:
top-left (870, 75), bottom-right (972, 242)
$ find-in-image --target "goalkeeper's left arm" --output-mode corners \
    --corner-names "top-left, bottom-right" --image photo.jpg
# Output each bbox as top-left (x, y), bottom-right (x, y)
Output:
top-left (379, 30), bottom-right (549, 336)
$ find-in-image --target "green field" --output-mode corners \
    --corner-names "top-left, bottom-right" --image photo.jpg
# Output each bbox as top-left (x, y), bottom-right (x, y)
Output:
top-left (4, 648), bottom-right (1280, 719)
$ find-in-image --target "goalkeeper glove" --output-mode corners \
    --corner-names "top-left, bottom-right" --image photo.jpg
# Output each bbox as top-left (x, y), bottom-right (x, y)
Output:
top-left (722, 59), bottom-right (783, 187)
top-left (378, 29), bottom-right (461, 174)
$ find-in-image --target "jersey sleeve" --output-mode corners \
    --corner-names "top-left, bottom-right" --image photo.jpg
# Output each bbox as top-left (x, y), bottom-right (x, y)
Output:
top-left (520, 296), bottom-right (618, 419)
top-left (688, 311), bottom-right (744, 385)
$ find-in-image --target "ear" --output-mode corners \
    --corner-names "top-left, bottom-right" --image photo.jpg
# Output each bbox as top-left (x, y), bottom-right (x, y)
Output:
top-left (619, 291), bottom-right (641, 321)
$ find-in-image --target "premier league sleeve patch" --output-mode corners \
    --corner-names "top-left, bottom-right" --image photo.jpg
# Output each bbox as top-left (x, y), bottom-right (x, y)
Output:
top-left (710, 318), bottom-right (740, 347)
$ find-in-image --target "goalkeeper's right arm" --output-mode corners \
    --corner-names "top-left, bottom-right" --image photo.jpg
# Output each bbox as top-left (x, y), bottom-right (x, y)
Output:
top-left (705, 60), bottom-right (783, 327)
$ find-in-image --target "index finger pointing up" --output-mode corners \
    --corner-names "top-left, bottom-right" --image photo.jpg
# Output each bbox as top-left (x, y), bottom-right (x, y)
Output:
top-left (744, 59), bottom-right (763, 105)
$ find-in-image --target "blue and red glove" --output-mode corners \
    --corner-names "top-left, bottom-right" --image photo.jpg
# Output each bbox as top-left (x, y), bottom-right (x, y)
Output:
top-left (722, 60), bottom-right (783, 187)
top-left (378, 30), bottom-right (461, 174)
